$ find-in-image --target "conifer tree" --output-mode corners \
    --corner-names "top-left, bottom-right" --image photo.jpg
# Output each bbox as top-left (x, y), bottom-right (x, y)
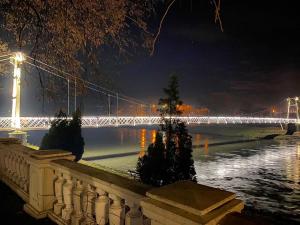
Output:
top-left (136, 74), bottom-right (196, 186)
top-left (40, 109), bottom-right (84, 161)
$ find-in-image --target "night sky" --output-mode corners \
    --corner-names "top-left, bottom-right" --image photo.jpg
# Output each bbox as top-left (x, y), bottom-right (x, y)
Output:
top-left (1, 0), bottom-right (300, 116)
top-left (118, 0), bottom-right (300, 114)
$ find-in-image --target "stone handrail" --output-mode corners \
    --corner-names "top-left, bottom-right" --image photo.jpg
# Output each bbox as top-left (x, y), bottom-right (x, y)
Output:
top-left (0, 138), bottom-right (245, 225)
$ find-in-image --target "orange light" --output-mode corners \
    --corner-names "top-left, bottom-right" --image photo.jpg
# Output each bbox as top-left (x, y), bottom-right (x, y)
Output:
top-left (151, 130), bottom-right (156, 143)
top-left (139, 129), bottom-right (146, 158)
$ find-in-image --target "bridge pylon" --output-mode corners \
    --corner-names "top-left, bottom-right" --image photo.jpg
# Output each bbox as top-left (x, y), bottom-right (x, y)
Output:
top-left (8, 52), bottom-right (27, 144)
top-left (287, 97), bottom-right (299, 123)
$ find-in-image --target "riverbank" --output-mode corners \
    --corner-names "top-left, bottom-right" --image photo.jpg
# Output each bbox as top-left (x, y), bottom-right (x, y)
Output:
top-left (82, 134), bottom-right (283, 162)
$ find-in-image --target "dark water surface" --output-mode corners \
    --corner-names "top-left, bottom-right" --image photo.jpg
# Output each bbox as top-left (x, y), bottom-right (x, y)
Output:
top-left (1, 126), bottom-right (299, 224)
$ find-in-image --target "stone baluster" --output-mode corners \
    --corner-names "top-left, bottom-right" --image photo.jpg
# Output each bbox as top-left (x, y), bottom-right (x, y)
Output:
top-left (62, 174), bottom-right (74, 222)
top-left (143, 218), bottom-right (151, 225)
top-left (7, 153), bottom-right (12, 178)
top-left (0, 152), bottom-right (4, 177)
top-left (11, 153), bottom-right (16, 182)
top-left (12, 153), bottom-right (17, 183)
top-left (23, 162), bottom-right (29, 192)
top-left (109, 194), bottom-right (125, 225)
top-left (95, 188), bottom-right (109, 225)
top-left (71, 180), bottom-right (84, 225)
top-left (53, 171), bottom-right (65, 216)
top-left (19, 156), bottom-right (25, 188)
top-left (15, 155), bottom-right (22, 187)
top-left (83, 184), bottom-right (97, 225)
top-left (0, 152), bottom-right (4, 175)
top-left (125, 202), bottom-right (142, 225)
top-left (19, 158), bottom-right (25, 191)
top-left (4, 153), bottom-right (9, 176)
top-left (81, 184), bottom-right (88, 222)
top-left (8, 153), bottom-right (13, 178)
top-left (15, 154), bottom-right (20, 185)
top-left (4, 153), bottom-right (9, 177)
top-left (14, 154), bottom-right (18, 184)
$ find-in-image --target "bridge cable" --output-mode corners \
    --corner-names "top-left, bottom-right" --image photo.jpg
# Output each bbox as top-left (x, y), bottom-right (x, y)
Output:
top-left (26, 56), bottom-right (147, 105)
top-left (25, 60), bottom-right (145, 107)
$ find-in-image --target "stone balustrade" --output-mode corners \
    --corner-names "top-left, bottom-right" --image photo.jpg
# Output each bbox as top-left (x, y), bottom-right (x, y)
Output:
top-left (0, 138), bottom-right (245, 225)
top-left (47, 159), bottom-right (150, 225)
top-left (0, 138), bottom-right (32, 201)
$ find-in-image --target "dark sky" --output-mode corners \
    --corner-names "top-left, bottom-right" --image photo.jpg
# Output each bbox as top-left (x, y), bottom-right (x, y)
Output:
top-left (1, 0), bottom-right (300, 116)
top-left (117, 0), bottom-right (300, 114)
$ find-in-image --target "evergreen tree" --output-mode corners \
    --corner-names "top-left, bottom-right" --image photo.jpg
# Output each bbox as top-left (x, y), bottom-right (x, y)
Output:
top-left (136, 74), bottom-right (197, 186)
top-left (40, 109), bottom-right (85, 161)
top-left (174, 122), bottom-right (197, 182)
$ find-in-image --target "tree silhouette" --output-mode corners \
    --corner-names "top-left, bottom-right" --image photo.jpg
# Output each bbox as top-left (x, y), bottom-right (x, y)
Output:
top-left (40, 109), bottom-right (84, 161)
top-left (136, 74), bottom-right (196, 186)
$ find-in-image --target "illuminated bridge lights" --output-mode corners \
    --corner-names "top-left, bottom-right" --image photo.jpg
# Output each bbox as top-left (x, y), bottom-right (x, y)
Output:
top-left (0, 116), bottom-right (298, 131)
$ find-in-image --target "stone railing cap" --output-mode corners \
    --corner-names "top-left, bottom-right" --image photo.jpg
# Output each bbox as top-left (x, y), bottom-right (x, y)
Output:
top-left (0, 138), bottom-right (21, 144)
top-left (30, 150), bottom-right (73, 159)
top-left (146, 180), bottom-right (236, 216)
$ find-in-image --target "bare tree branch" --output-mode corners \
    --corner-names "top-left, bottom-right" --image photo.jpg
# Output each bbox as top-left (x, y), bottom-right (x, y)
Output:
top-left (150, 0), bottom-right (176, 56)
top-left (213, 0), bottom-right (224, 32)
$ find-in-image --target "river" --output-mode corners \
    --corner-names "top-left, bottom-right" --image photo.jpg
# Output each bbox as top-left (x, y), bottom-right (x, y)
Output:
top-left (1, 125), bottom-right (299, 224)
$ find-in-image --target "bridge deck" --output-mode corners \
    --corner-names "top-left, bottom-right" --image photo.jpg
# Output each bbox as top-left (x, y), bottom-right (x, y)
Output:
top-left (0, 116), bottom-right (298, 131)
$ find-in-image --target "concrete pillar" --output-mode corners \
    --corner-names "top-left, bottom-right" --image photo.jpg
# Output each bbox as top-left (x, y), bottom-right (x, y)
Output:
top-left (8, 131), bottom-right (27, 145)
top-left (23, 150), bottom-right (75, 219)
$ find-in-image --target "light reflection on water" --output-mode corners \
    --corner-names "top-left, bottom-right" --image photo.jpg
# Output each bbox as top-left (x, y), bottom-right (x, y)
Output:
top-left (195, 141), bottom-right (300, 223)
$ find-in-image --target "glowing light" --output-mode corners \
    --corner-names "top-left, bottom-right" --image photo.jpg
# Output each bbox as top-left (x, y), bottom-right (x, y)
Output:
top-left (151, 130), bottom-right (156, 143)
top-left (11, 52), bottom-right (25, 129)
top-left (0, 116), bottom-right (298, 130)
top-left (204, 138), bottom-right (209, 155)
top-left (139, 129), bottom-right (146, 157)
top-left (195, 134), bottom-right (201, 146)
top-left (15, 52), bottom-right (25, 63)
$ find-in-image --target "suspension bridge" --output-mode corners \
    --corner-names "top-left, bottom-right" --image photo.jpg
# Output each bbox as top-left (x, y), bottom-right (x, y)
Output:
top-left (0, 52), bottom-right (299, 132)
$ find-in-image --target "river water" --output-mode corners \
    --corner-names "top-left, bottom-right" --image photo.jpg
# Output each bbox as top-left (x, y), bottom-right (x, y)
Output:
top-left (1, 125), bottom-right (299, 224)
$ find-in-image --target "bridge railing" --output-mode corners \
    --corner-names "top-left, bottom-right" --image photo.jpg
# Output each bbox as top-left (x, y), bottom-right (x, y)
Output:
top-left (0, 138), bottom-right (245, 225)
top-left (0, 116), bottom-right (299, 130)
top-left (0, 117), bottom-right (12, 130)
